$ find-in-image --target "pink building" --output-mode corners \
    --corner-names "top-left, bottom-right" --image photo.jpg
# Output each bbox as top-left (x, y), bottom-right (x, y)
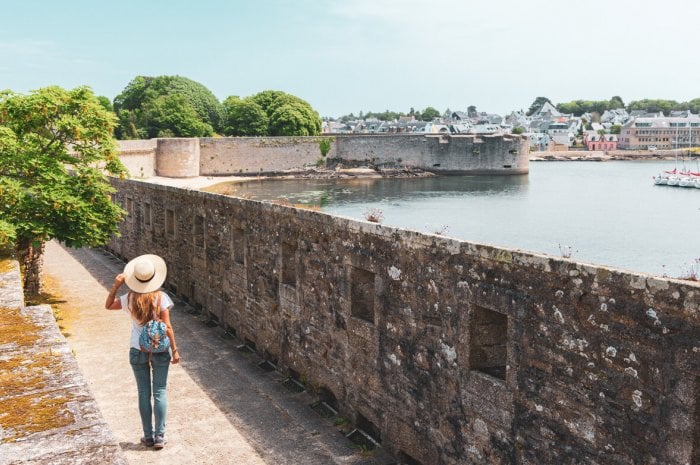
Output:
top-left (584, 132), bottom-right (617, 151)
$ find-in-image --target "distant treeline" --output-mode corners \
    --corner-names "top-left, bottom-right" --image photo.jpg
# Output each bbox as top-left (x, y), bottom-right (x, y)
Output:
top-left (554, 97), bottom-right (700, 117)
top-left (108, 75), bottom-right (322, 140)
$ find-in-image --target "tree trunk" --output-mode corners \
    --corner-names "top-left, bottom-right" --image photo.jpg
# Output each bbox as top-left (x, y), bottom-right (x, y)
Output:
top-left (17, 238), bottom-right (45, 296)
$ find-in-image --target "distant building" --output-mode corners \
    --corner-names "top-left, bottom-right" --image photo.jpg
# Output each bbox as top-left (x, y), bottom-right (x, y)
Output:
top-left (584, 132), bottom-right (618, 151)
top-left (618, 113), bottom-right (700, 150)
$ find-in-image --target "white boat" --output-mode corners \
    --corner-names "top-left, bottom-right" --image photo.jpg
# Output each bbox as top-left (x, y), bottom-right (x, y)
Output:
top-left (679, 176), bottom-right (695, 187)
top-left (667, 175), bottom-right (680, 186)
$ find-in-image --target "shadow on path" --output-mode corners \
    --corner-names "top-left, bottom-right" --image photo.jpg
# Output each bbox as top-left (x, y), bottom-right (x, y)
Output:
top-left (55, 245), bottom-right (394, 465)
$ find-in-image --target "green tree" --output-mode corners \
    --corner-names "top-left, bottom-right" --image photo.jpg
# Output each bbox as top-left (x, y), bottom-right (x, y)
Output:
top-left (251, 90), bottom-right (321, 136)
top-left (609, 95), bottom-right (625, 109)
top-left (144, 94), bottom-right (213, 137)
top-left (526, 97), bottom-right (552, 116)
top-left (421, 106), bottom-right (440, 121)
top-left (626, 99), bottom-right (679, 115)
top-left (222, 96), bottom-right (268, 136)
top-left (113, 75), bottom-right (224, 138)
top-left (610, 125), bottom-right (622, 134)
top-left (0, 86), bottom-right (127, 294)
top-left (511, 126), bottom-right (525, 134)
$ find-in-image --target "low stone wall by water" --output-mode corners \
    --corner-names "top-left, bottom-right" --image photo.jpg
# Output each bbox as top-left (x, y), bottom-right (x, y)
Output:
top-left (117, 134), bottom-right (529, 178)
top-left (106, 178), bottom-right (699, 465)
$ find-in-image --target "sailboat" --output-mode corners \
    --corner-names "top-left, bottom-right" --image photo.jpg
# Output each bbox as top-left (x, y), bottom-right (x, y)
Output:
top-left (653, 118), bottom-right (700, 188)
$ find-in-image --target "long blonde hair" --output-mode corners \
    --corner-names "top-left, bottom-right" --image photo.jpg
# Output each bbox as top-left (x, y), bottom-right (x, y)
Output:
top-left (128, 291), bottom-right (161, 325)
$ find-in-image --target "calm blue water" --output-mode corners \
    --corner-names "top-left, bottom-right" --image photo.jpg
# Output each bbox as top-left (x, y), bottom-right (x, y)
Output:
top-left (213, 161), bottom-right (700, 277)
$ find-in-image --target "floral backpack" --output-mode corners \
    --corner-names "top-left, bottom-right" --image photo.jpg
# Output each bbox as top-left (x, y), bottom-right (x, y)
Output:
top-left (135, 293), bottom-right (171, 355)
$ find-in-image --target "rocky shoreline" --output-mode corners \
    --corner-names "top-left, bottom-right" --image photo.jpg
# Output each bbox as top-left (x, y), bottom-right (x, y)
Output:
top-left (530, 150), bottom-right (692, 162)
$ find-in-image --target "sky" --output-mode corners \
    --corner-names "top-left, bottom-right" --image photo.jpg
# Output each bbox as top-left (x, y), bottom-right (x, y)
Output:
top-left (2, 0), bottom-right (699, 118)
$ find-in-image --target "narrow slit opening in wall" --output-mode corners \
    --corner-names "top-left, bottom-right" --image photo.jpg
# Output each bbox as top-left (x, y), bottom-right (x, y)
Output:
top-left (126, 197), bottom-right (134, 219)
top-left (194, 215), bottom-right (205, 248)
top-left (220, 324), bottom-right (236, 340)
top-left (281, 241), bottom-right (297, 287)
top-left (258, 351), bottom-right (278, 372)
top-left (282, 376), bottom-right (306, 393)
top-left (144, 202), bottom-right (151, 227)
top-left (396, 451), bottom-right (424, 465)
top-left (232, 228), bottom-right (245, 264)
top-left (204, 312), bottom-right (219, 327)
top-left (237, 339), bottom-right (256, 354)
top-left (350, 267), bottom-right (375, 324)
top-left (469, 305), bottom-right (508, 381)
top-left (311, 387), bottom-right (339, 418)
top-left (165, 209), bottom-right (175, 236)
top-left (346, 413), bottom-right (380, 450)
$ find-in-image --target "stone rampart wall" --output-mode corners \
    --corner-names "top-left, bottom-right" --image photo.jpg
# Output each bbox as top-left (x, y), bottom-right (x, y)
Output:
top-left (117, 134), bottom-right (529, 178)
top-left (332, 134), bottom-right (528, 174)
top-left (198, 136), bottom-right (333, 175)
top-left (106, 178), bottom-right (699, 465)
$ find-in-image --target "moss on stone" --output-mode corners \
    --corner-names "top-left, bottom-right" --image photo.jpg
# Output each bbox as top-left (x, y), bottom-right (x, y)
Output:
top-left (0, 393), bottom-right (74, 442)
top-left (0, 307), bottom-right (40, 348)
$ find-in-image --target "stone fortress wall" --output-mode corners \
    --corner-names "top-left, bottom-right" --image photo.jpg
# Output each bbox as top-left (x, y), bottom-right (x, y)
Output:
top-left (106, 177), bottom-right (699, 465)
top-left (116, 134), bottom-right (529, 178)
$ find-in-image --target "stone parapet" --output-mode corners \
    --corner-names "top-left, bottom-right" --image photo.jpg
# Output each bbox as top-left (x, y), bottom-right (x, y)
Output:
top-left (0, 256), bottom-right (127, 464)
top-left (106, 178), bottom-right (700, 465)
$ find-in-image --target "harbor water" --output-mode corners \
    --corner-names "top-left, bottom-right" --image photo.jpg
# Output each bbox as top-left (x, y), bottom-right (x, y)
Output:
top-left (209, 161), bottom-right (700, 278)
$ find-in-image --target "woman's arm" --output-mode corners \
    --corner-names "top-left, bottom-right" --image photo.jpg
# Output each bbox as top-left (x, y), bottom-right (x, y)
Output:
top-left (105, 274), bottom-right (126, 310)
top-left (160, 308), bottom-right (180, 364)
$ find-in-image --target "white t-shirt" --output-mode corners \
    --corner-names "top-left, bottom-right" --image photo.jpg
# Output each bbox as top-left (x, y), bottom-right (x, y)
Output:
top-left (120, 290), bottom-right (174, 350)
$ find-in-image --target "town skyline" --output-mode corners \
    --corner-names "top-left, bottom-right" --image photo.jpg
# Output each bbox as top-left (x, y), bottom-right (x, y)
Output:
top-left (2, 0), bottom-right (700, 118)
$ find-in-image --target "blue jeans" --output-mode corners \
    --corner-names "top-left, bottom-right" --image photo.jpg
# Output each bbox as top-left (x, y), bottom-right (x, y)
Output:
top-left (129, 348), bottom-right (170, 438)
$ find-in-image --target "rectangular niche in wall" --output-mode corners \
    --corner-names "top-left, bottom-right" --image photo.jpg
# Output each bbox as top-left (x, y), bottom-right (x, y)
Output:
top-left (281, 242), bottom-right (297, 287)
top-left (193, 215), bottom-right (205, 248)
top-left (232, 228), bottom-right (245, 264)
top-left (469, 305), bottom-right (508, 381)
top-left (351, 267), bottom-right (375, 324)
top-left (165, 209), bottom-right (175, 237)
top-left (125, 197), bottom-right (134, 220)
top-left (144, 202), bottom-right (152, 228)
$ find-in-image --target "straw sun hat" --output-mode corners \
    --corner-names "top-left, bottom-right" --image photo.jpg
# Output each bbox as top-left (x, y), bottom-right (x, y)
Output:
top-left (123, 254), bottom-right (167, 293)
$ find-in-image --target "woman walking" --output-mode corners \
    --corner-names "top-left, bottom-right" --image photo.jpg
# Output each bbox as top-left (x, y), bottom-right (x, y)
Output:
top-left (105, 254), bottom-right (180, 450)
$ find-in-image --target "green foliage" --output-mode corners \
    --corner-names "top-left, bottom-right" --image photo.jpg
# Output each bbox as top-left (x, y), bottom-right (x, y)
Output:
top-left (610, 125), bottom-right (622, 134)
top-left (319, 138), bottom-right (332, 157)
top-left (557, 96), bottom-right (627, 116)
top-left (610, 95), bottom-right (625, 109)
top-left (248, 90), bottom-right (321, 136)
top-left (221, 96), bottom-right (268, 136)
top-left (526, 97), bottom-right (552, 116)
top-left (626, 99), bottom-right (680, 115)
top-left (145, 94), bottom-right (213, 137)
top-left (420, 106), bottom-right (440, 121)
top-left (113, 75), bottom-right (223, 138)
top-left (511, 126), bottom-right (525, 134)
top-left (0, 86), bottom-right (127, 289)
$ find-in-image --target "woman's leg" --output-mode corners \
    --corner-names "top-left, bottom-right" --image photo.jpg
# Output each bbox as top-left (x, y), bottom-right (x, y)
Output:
top-left (151, 351), bottom-right (171, 438)
top-left (129, 348), bottom-right (153, 439)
